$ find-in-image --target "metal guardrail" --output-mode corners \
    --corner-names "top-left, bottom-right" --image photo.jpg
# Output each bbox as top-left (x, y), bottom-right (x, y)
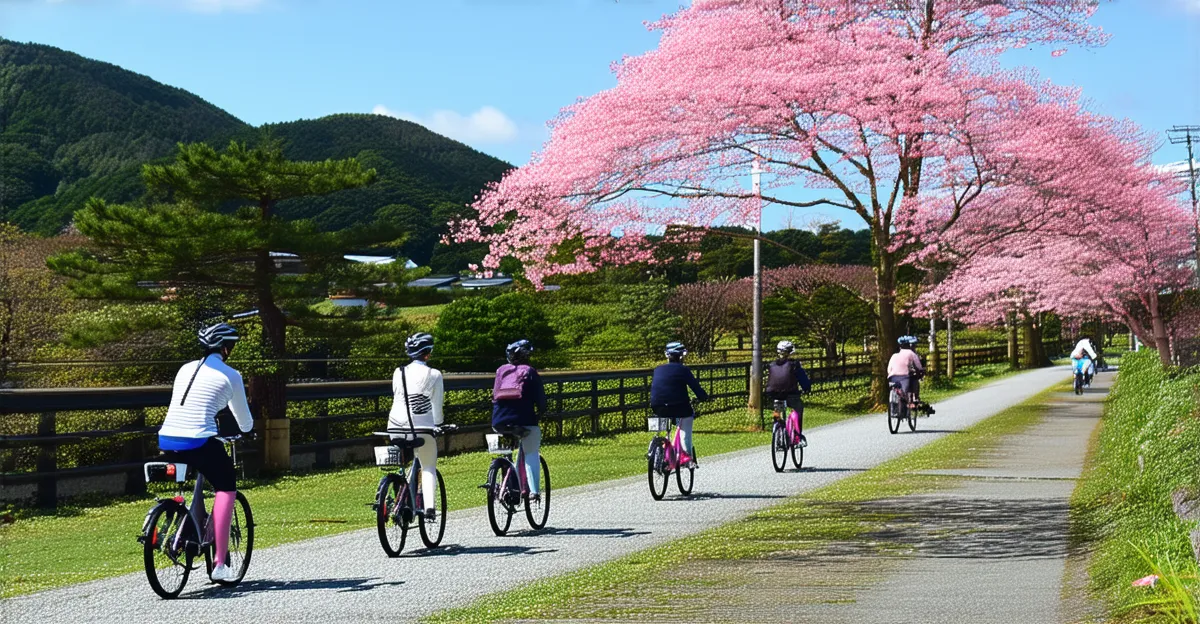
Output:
top-left (0, 342), bottom-right (1058, 508)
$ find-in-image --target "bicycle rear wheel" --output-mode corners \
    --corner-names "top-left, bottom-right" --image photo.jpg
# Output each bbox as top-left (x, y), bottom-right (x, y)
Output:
top-left (770, 422), bottom-right (787, 473)
top-left (419, 469), bottom-right (447, 548)
top-left (487, 460), bottom-right (516, 536)
top-left (525, 457), bottom-right (551, 530)
top-left (789, 435), bottom-right (803, 469)
top-left (888, 389), bottom-right (903, 434)
top-left (142, 502), bottom-right (192, 599)
top-left (205, 492), bottom-right (254, 586)
top-left (376, 473), bottom-right (408, 557)
top-left (676, 447), bottom-right (694, 495)
top-left (1074, 373), bottom-right (1083, 395)
top-left (906, 401), bottom-right (917, 432)
top-left (647, 438), bottom-right (669, 501)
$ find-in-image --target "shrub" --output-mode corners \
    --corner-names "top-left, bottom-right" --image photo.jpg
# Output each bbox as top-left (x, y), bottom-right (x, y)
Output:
top-left (434, 293), bottom-right (556, 371)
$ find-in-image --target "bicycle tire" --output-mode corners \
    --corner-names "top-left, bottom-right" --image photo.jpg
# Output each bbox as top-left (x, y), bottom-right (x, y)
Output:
top-left (376, 473), bottom-right (407, 557)
top-left (418, 469), bottom-right (448, 548)
top-left (888, 389), bottom-right (903, 434)
top-left (1074, 373), bottom-right (1083, 395)
top-left (205, 491), bottom-right (254, 586)
top-left (676, 448), bottom-right (695, 495)
top-left (647, 438), bottom-right (669, 501)
top-left (789, 437), bottom-right (803, 469)
top-left (906, 401), bottom-right (917, 432)
top-left (770, 422), bottom-right (787, 473)
top-left (486, 460), bottom-right (515, 536)
top-left (525, 457), bottom-right (551, 530)
top-left (142, 502), bottom-right (192, 599)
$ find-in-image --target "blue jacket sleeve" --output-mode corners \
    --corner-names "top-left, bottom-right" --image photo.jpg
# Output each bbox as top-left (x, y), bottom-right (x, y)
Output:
top-left (530, 370), bottom-right (548, 416)
top-left (686, 367), bottom-right (709, 402)
top-left (794, 363), bottom-right (812, 394)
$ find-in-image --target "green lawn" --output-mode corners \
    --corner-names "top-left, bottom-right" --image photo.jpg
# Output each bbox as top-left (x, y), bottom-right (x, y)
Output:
top-left (0, 362), bottom-right (1017, 599)
top-left (425, 381), bottom-right (1063, 623)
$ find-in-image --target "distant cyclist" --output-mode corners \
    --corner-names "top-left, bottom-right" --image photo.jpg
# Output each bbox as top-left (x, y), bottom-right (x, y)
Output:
top-left (765, 340), bottom-right (812, 446)
top-left (649, 341), bottom-right (709, 467)
top-left (157, 323), bottom-right (254, 583)
top-left (887, 335), bottom-right (934, 414)
top-left (1071, 336), bottom-right (1098, 386)
top-left (388, 333), bottom-right (445, 521)
top-left (492, 340), bottom-right (547, 502)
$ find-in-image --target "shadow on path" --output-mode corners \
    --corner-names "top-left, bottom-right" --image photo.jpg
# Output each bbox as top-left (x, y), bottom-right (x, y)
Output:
top-left (184, 577), bottom-right (405, 598)
top-left (402, 544), bottom-right (558, 557)
top-left (534, 527), bottom-right (650, 538)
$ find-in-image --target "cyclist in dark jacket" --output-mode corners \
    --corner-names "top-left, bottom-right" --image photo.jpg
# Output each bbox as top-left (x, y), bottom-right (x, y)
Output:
top-left (765, 340), bottom-right (812, 446)
top-left (650, 342), bottom-right (708, 466)
top-left (491, 340), bottom-right (547, 499)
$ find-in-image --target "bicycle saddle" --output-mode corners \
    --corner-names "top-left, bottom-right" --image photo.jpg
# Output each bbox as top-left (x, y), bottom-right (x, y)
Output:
top-left (381, 434), bottom-right (426, 449)
top-left (492, 425), bottom-right (527, 438)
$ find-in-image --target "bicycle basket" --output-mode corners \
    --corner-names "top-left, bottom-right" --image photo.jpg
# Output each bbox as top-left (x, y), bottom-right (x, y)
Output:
top-left (486, 434), bottom-right (514, 454)
top-left (647, 417), bottom-right (671, 432)
top-left (374, 446), bottom-right (406, 467)
top-left (144, 462), bottom-right (189, 483)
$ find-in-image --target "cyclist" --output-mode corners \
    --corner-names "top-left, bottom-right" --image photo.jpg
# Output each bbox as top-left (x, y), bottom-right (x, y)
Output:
top-left (765, 340), bottom-right (812, 446)
top-left (387, 332), bottom-right (445, 521)
top-left (649, 341), bottom-right (709, 467)
top-left (887, 335), bottom-right (934, 414)
top-left (491, 340), bottom-right (547, 502)
top-left (157, 323), bottom-right (254, 583)
top-left (1071, 336), bottom-right (1098, 386)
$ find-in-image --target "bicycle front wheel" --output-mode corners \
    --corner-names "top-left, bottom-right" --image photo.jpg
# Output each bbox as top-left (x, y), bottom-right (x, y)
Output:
top-left (205, 491), bottom-right (254, 586)
top-left (525, 457), bottom-right (551, 530)
top-left (647, 438), bottom-right (669, 501)
top-left (487, 461), bottom-right (516, 536)
top-left (419, 470), bottom-right (447, 548)
top-left (771, 422), bottom-right (788, 472)
top-left (142, 502), bottom-right (192, 599)
top-left (376, 473), bottom-right (407, 557)
top-left (906, 402), bottom-right (917, 432)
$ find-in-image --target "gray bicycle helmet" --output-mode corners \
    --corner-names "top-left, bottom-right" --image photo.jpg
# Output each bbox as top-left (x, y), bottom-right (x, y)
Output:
top-left (405, 332), bottom-right (434, 359)
top-left (506, 339), bottom-right (533, 363)
top-left (198, 323), bottom-right (239, 350)
top-left (776, 340), bottom-right (795, 355)
top-left (898, 335), bottom-right (919, 349)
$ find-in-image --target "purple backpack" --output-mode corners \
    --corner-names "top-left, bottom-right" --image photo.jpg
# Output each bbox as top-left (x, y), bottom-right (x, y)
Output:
top-left (493, 363), bottom-right (532, 401)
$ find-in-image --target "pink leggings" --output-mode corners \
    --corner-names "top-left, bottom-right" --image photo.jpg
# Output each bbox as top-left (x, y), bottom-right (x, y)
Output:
top-left (212, 491), bottom-right (236, 567)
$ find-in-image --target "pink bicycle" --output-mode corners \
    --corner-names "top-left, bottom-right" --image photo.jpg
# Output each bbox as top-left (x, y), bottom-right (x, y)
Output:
top-left (646, 413), bottom-right (696, 500)
top-left (770, 399), bottom-right (805, 472)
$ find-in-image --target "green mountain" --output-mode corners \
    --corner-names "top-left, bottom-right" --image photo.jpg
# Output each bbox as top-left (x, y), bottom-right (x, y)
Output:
top-left (0, 39), bottom-right (512, 270)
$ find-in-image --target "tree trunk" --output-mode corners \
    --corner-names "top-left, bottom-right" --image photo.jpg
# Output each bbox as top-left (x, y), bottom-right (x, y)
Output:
top-left (823, 336), bottom-right (839, 368)
top-left (250, 241), bottom-right (291, 472)
top-left (928, 313), bottom-right (940, 377)
top-left (946, 314), bottom-right (955, 380)
top-left (871, 252), bottom-right (898, 407)
top-left (1149, 289), bottom-right (1172, 368)
top-left (1006, 312), bottom-right (1019, 369)
top-left (1021, 315), bottom-right (1039, 369)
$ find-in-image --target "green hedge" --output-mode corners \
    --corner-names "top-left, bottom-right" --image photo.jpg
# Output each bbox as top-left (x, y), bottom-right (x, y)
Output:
top-left (1074, 351), bottom-right (1200, 620)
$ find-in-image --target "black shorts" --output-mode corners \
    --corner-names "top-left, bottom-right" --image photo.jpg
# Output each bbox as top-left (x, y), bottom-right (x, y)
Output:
top-left (164, 437), bottom-right (237, 491)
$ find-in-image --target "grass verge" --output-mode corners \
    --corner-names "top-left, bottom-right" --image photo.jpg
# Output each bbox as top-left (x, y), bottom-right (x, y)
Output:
top-left (424, 381), bottom-right (1060, 623)
top-left (1070, 351), bottom-right (1200, 623)
top-left (0, 362), bottom-right (1017, 599)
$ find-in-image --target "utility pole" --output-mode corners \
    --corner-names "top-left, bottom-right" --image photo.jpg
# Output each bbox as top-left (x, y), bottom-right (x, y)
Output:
top-left (1168, 126), bottom-right (1200, 279)
top-left (749, 157), bottom-right (764, 422)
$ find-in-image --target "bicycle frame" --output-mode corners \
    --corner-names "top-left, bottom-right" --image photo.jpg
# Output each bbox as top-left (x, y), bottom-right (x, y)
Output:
top-left (771, 401), bottom-right (802, 446)
top-left (651, 420), bottom-right (688, 472)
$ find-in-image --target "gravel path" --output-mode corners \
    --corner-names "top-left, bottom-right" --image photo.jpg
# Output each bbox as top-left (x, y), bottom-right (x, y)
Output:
top-left (1, 367), bottom-right (1067, 623)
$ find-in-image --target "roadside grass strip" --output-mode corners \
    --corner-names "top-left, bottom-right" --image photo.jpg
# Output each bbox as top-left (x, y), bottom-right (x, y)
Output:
top-left (424, 382), bottom-right (1062, 623)
top-left (1070, 351), bottom-right (1200, 623)
top-left (0, 362), bottom-right (1014, 599)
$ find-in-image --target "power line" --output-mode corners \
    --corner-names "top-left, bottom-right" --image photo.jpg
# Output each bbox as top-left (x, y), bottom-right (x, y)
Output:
top-left (1168, 125), bottom-right (1200, 280)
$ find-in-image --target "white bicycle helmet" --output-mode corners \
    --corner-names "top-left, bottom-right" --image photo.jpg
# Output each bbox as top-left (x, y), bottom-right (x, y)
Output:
top-left (776, 340), bottom-right (795, 355)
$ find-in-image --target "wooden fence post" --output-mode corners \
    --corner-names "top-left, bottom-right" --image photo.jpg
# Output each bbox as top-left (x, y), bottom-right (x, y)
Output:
top-left (37, 411), bottom-right (57, 509)
top-left (124, 408), bottom-right (147, 496)
top-left (619, 377), bottom-right (627, 430)
top-left (590, 379), bottom-right (600, 435)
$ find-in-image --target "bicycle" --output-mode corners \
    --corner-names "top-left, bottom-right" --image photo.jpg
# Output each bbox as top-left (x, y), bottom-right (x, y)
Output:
top-left (482, 425), bottom-right (551, 536)
top-left (371, 424), bottom-right (457, 557)
top-left (646, 412), bottom-right (696, 500)
top-left (139, 435), bottom-right (254, 599)
top-left (888, 372), bottom-right (926, 434)
top-left (770, 399), bottom-right (804, 472)
top-left (1073, 359), bottom-right (1092, 395)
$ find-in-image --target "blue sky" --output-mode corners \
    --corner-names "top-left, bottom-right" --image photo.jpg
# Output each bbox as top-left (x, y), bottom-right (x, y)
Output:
top-left (3, 0), bottom-right (1199, 229)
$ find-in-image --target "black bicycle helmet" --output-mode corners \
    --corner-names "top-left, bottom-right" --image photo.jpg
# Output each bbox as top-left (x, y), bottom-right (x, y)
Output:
top-left (898, 335), bottom-right (919, 349)
top-left (665, 341), bottom-right (687, 360)
top-left (405, 332), bottom-right (434, 359)
top-left (506, 339), bottom-right (533, 363)
top-left (198, 323), bottom-right (239, 350)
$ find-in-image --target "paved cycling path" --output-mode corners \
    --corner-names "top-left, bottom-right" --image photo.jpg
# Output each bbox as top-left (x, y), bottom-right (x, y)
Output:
top-left (2, 367), bottom-right (1067, 623)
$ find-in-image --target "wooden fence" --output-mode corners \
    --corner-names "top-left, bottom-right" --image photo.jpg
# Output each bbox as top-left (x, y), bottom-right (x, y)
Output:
top-left (0, 341), bottom-right (1062, 508)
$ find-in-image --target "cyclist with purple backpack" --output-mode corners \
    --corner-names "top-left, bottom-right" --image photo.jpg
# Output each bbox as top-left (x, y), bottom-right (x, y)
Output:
top-left (649, 342), bottom-right (708, 467)
top-left (492, 340), bottom-right (548, 502)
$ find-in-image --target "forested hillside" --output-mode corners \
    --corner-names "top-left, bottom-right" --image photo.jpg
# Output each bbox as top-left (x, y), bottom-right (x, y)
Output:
top-left (0, 40), bottom-right (513, 271)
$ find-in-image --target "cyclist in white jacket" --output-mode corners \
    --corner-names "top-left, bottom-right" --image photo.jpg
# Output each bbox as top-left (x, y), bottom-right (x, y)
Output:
top-left (1071, 337), bottom-right (1099, 385)
top-left (388, 333), bottom-right (445, 520)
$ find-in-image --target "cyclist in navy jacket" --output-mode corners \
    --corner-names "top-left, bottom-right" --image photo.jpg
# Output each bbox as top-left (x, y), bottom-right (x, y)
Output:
top-left (491, 340), bottom-right (547, 500)
top-left (650, 342), bottom-right (708, 466)
top-left (765, 340), bottom-right (812, 446)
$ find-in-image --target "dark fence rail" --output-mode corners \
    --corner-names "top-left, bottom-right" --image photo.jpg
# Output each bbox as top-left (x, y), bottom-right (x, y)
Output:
top-left (0, 341), bottom-right (1062, 508)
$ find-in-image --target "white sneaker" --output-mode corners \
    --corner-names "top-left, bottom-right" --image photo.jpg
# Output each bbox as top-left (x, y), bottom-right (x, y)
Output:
top-left (210, 563), bottom-right (239, 582)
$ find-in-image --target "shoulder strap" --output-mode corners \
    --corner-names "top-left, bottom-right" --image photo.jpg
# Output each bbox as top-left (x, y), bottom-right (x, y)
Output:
top-left (179, 354), bottom-right (210, 406)
top-left (399, 364), bottom-right (417, 437)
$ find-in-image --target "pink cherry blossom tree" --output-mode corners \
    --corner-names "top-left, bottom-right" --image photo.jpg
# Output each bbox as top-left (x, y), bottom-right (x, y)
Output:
top-left (454, 0), bottom-right (1110, 402)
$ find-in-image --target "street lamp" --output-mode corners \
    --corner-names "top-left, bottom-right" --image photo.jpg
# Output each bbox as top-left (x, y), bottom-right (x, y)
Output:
top-left (749, 157), bottom-right (763, 422)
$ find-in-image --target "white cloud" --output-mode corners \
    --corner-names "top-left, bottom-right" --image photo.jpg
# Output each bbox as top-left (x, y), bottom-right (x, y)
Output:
top-left (372, 104), bottom-right (519, 144)
top-left (177, 0), bottom-right (264, 13)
